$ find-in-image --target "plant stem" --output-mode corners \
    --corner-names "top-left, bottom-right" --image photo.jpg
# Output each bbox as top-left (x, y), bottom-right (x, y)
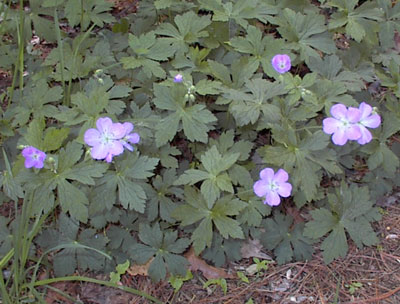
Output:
top-left (26, 276), bottom-right (164, 304)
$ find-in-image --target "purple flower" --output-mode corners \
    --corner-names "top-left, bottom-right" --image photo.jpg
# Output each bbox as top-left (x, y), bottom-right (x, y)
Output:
top-left (322, 104), bottom-right (362, 146)
top-left (22, 146), bottom-right (46, 169)
top-left (356, 102), bottom-right (381, 145)
top-left (173, 74), bottom-right (183, 83)
top-left (253, 168), bottom-right (292, 207)
top-left (271, 54), bottom-right (291, 74)
top-left (84, 117), bottom-right (125, 163)
top-left (119, 122), bottom-right (140, 151)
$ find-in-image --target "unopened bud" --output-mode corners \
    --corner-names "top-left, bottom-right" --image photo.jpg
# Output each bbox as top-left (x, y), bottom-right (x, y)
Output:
top-left (17, 145), bottom-right (27, 149)
top-left (189, 94), bottom-right (195, 102)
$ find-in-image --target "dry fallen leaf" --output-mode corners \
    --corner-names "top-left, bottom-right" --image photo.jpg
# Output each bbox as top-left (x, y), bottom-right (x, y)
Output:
top-left (127, 258), bottom-right (153, 276)
top-left (185, 247), bottom-right (235, 280)
top-left (240, 238), bottom-right (272, 260)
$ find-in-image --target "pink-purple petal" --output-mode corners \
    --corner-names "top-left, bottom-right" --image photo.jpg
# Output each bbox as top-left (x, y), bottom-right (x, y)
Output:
top-left (278, 182), bottom-right (292, 197)
top-left (330, 104), bottom-right (347, 119)
top-left (253, 180), bottom-right (269, 197)
top-left (265, 191), bottom-right (281, 206)
top-left (91, 144), bottom-right (109, 160)
top-left (96, 117), bottom-right (113, 133)
top-left (345, 124), bottom-right (362, 140)
top-left (331, 128), bottom-right (348, 145)
top-left (84, 129), bottom-right (101, 146)
top-left (359, 102), bottom-right (372, 120)
top-left (274, 169), bottom-right (289, 183)
top-left (259, 168), bottom-right (274, 181)
top-left (127, 133), bottom-right (140, 144)
top-left (361, 114), bottom-right (381, 128)
top-left (357, 126), bottom-right (373, 145)
top-left (323, 117), bottom-right (341, 134)
top-left (346, 107), bottom-right (361, 123)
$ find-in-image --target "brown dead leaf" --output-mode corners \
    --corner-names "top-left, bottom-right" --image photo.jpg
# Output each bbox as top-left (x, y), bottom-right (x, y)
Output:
top-left (127, 258), bottom-right (153, 276)
top-left (240, 238), bottom-right (272, 260)
top-left (184, 247), bottom-right (235, 280)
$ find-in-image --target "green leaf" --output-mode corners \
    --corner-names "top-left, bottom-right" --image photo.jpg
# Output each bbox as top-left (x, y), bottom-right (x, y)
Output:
top-left (153, 85), bottom-right (217, 146)
top-left (225, 79), bottom-right (284, 126)
top-left (172, 188), bottom-right (245, 255)
top-left (43, 128), bottom-right (70, 152)
top-left (174, 146), bottom-right (239, 207)
top-left (57, 179), bottom-right (89, 223)
top-left (130, 223), bottom-right (190, 282)
top-left (304, 184), bottom-right (380, 263)
top-left (198, 0), bottom-right (277, 28)
top-left (155, 11), bottom-right (211, 54)
top-left (270, 8), bottom-right (336, 62)
top-left (261, 212), bottom-right (313, 264)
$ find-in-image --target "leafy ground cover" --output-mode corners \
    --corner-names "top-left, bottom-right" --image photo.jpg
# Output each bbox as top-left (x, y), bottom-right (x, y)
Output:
top-left (0, 0), bottom-right (400, 303)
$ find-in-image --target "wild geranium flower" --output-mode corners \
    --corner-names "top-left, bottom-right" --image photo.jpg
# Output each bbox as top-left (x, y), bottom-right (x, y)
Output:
top-left (356, 102), bottom-right (381, 145)
top-left (84, 117), bottom-right (125, 163)
top-left (253, 168), bottom-right (292, 207)
top-left (174, 74), bottom-right (183, 83)
top-left (322, 104), bottom-right (362, 146)
top-left (119, 122), bottom-right (140, 151)
top-left (22, 146), bottom-right (46, 169)
top-left (271, 54), bottom-right (291, 74)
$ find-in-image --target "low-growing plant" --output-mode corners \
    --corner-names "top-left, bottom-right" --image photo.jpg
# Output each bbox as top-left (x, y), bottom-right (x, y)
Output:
top-left (0, 0), bottom-right (399, 302)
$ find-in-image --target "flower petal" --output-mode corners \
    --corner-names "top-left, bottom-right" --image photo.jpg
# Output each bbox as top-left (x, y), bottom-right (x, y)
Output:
top-left (330, 104), bottom-right (347, 119)
top-left (127, 133), bottom-right (140, 144)
top-left (106, 141), bottom-right (124, 156)
top-left (357, 126), bottom-right (372, 145)
top-left (278, 182), bottom-right (292, 198)
top-left (323, 117), bottom-right (341, 134)
top-left (33, 160), bottom-right (44, 169)
top-left (274, 169), bottom-right (289, 183)
top-left (264, 191), bottom-right (281, 206)
top-left (346, 107), bottom-right (361, 123)
top-left (359, 102), bottom-right (372, 120)
top-left (96, 117), bottom-right (113, 134)
top-left (346, 124), bottom-right (361, 140)
top-left (253, 180), bottom-right (269, 197)
top-left (331, 128), bottom-right (348, 145)
top-left (91, 143), bottom-right (109, 160)
top-left (259, 168), bottom-right (275, 181)
top-left (84, 129), bottom-right (101, 146)
top-left (24, 158), bottom-right (35, 168)
top-left (110, 123), bottom-right (127, 139)
top-left (361, 114), bottom-right (381, 128)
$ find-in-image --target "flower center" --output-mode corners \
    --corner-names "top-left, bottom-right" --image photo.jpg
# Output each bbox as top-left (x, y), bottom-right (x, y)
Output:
top-left (269, 181), bottom-right (279, 191)
top-left (279, 62), bottom-right (286, 69)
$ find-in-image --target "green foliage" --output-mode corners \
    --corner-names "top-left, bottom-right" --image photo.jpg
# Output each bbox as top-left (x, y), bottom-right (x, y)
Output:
top-left (269, 8), bottom-right (336, 62)
top-left (203, 278), bottom-right (227, 295)
top-left (172, 187), bottom-right (246, 254)
top-left (130, 223), bottom-right (190, 282)
top-left (109, 260), bottom-right (130, 284)
top-left (325, 0), bottom-right (383, 42)
top-left (153, 84), bottom-right (217, 146)
top-left (304, 183), bottom-right (381, 263)
top-left (0, 0), bottom-right (395, 288)
top-left (36, 213), bottom-right (109, 276)
top-left (174, 145), bottom-right (240, 207)
top-left (261, 211), bottom-right (314, 264)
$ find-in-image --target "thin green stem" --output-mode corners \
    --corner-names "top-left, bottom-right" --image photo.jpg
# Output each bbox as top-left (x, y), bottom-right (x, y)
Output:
top-left (25, 276), bottom-right (164, 304)
top-left (0, 269), bottom-right (12, 304)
